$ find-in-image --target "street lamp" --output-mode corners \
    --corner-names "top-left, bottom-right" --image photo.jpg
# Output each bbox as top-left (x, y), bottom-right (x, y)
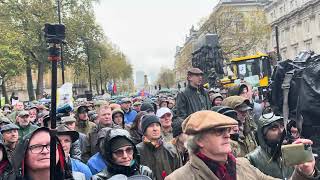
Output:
top-left (0, 76), bottom-right (2, 107)
top-left (98, 54), bottom-right (104, 95)
top-left (82, 37), bottom-right (92, 92)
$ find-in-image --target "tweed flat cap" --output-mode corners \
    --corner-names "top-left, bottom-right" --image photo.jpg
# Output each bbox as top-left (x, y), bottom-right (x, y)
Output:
top-left (187, 68), bottom-right (203, 75)
top-left (1, 123), bottom-right (19, 133)
top-left (182, 110), bottom-right (238, 135)
top-left (222, 96), bottom-right (251, 111)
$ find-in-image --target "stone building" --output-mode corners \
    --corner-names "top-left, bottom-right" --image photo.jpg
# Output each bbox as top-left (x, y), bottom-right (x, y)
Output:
top-left (265, 0), bottom-right (320, 59)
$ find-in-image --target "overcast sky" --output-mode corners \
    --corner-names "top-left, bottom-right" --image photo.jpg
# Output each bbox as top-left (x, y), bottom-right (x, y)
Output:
top-left (94, 0), bottom-right (219, 83)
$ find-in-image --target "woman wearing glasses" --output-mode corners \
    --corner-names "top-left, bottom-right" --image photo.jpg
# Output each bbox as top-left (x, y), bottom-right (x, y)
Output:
top-left (92, 128), bottom-right (153, 180)
top-left (13, 127), bottom-right (73, 180)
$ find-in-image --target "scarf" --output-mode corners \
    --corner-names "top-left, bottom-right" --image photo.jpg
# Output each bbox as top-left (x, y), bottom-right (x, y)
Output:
top-left (0, 160), bottom-right (8, 175)
top-left (196, 152), bottom-right (236, 180)
top-left (143, 136), bottom-right (163, 148)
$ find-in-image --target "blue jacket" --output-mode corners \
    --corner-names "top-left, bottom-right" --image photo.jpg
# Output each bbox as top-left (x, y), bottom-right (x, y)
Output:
top-left (71, 158), bottom-right (92, 180)
top-left (124, 109), bottom-right (137, 124)
top-left (87, 152), bottom-right (107, 175)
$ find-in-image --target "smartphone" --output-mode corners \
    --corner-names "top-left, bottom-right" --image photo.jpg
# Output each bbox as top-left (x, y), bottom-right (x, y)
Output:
top-left (281, 144), bottom-right (314, 167)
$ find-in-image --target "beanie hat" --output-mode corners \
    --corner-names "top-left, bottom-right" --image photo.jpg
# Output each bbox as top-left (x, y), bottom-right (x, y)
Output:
top-left (110, 136), bottom-right (133, 152)
top-left (141, 115), bottom-right (161, 134)
top-left (172, 118), bottom-right (183, 138)
top-left (140, 103), bottom-right (154, 113)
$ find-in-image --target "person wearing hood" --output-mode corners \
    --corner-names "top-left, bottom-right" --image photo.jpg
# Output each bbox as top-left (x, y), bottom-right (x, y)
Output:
top-left (222, 96), bottom-right (258, 156)
top-left (92, 128), bottom-right (153, 180)
top-left (13, 127), bottom-right (74, 180)
top-left (129, 111), bottom-right (147, 145)
top-left (84, 106), bottom-right (119, 161)
top-left (15, 111), bottom-right (39, 143)
top-left (75, 105), bottom-right (96, 136)
top-left (112, 109), bottom-right (125, 129)
top-left (120, 98), bottom-right (137, 125)
top-left (246, 114), bottom-right (294, 178)
top-left (1, 123), bottom-right (19, 161)
top-left (136, 114), bottom-right (180, 180)
top-left (0, 138), bottom-right (15, 180)
top-left (87, 127), bottom-right (111, 175)
top-left (210, 93), bottom-right (223, 107)
top-left (57, 125), bottom-right (92, 180)
top-left (175, 68), bottom-right (212, 120)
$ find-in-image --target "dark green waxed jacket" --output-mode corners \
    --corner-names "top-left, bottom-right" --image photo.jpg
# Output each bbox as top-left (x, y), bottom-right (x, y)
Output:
top-left (246, 114), bottom-right (294, 179)
top-left (175, 85), bottom-right (211, 120)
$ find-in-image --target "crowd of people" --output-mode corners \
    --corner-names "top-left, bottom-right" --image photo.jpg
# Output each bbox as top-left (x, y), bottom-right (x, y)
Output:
top-left (0, 67), bottom-right (318, 180)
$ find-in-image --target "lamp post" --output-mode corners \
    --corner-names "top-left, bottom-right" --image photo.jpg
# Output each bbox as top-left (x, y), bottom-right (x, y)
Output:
top-left (57, 0), bottom-right (65, 84)
top-left (98, 54), bottom-right (104, 95)
top-left (0, 76), bottom-right (2, 107)
top-left (82, 37), bottom-right (92, 92)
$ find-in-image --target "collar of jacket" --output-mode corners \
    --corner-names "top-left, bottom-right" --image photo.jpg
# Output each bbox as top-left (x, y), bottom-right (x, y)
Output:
top-left (18, 123), bottom-right (31, 130)
top-left (123, 108), bottom-right (132, 114)
top-left (76, 119), bottom-right (88, 128)
top-left (189, 154), bottom-right (219, 179)
top-left (143, 136), bottom-right (163, 149)
top-left (187, 84), bottom-right (200, 92)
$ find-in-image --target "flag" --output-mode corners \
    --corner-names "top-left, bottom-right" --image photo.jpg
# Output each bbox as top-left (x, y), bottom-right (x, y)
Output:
top-left (113, 81), bottom-right (117, 94)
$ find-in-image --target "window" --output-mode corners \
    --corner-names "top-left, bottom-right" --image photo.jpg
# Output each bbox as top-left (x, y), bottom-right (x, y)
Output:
top-left (305, 40), bottom-right (312, 50)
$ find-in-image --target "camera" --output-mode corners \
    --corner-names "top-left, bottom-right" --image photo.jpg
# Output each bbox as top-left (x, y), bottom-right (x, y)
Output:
top-left (43, 23), bottom-right (65, 43)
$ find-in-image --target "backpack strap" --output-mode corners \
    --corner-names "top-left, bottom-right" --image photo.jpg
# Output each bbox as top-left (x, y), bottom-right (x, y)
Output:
top-left (282, 70), bottom-right (294, 132)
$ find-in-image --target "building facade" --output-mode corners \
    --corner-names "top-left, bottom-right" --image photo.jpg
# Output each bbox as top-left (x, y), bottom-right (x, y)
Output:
top-left (174, 0), bottom-right (270, 84)
top-left (265, 0), bottom-right (320, 59)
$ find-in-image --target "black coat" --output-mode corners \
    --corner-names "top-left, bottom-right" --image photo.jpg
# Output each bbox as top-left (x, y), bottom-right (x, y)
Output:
top-left (175, 85), bottom-right (211, 120)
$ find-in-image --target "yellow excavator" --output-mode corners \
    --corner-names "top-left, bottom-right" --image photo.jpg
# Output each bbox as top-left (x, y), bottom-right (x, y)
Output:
top-left (220, 52), bottom-right (273, 89)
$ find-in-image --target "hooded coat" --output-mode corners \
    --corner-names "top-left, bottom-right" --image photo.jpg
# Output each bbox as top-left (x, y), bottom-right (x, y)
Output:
top-left (92, 129), bottom-right (153, 180)
top-left (13, 127), bottom-right (74, 180)
top-left (246, 115), bottom-right (294, 178)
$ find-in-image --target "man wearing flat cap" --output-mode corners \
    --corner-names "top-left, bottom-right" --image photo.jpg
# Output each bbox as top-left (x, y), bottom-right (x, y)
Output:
top-left (175, 68), bottom-right (211, 120)
top-left (165, 110), bottom-right (319, 180)
top-left (1, 123), bottom-right (19, 160)
top-left (222, 96), bottom-right (258, 155)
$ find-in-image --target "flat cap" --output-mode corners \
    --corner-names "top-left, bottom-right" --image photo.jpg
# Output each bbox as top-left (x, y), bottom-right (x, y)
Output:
top-left (133, 101), bottom-right (142, 106)
top-left (182, 110), bottom-right (238, 135)
top-left (1, 123), bottom-right (19, 133)
top-left (187, 68), bottom-right (203, 75)
top-left (18, 111), bottom-right (29, 117)
top-left (0, 117), bottom-right (11, 124)
top-left (222, 96), bottom-right (251, 111)
top-left (61, 116), bottom-right (76, 123)
top-left (121, 98), bottom-right (132, 104)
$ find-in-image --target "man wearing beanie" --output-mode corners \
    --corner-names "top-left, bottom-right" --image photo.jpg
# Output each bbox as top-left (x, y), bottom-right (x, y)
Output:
top-left (92, 128), bottom-right (153, 179)
top-left (136, 115), bottom-right (180, 180)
